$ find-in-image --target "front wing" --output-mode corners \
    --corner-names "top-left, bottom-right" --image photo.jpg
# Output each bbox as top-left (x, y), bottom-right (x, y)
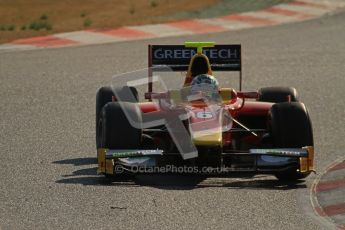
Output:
top-left (97, 147), bottom-right (314, 176)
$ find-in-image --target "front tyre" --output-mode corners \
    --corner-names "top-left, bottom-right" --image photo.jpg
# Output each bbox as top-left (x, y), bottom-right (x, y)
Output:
top-left (96, 86), bottom-right (115, 148)
top-left (99, 102), bottom-right (142, 149)
top-left (269, 102), bottom-right (313, 181)
top-left (96, 86), bottom-right (139, 148)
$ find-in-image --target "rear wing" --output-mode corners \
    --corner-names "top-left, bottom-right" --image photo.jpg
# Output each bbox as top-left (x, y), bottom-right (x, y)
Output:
top-left (148, 44), bottom-right (243, 93)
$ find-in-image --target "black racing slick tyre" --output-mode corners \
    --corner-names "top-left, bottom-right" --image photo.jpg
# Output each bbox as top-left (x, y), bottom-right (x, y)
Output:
top-left (96, 86), bottom-right (115, 148)
top-left (269, 102), bottom-right (314, 181)
top-left (258, 87), bottom-right (299, 103)
top-left (96, 86), bottom-right (139, 148)
top-left (99, 102), bottom-right (142, 149)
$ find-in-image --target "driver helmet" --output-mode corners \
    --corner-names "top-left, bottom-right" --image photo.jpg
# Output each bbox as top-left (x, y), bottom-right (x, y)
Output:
top-left (191, 74), bottom-right (219, 100)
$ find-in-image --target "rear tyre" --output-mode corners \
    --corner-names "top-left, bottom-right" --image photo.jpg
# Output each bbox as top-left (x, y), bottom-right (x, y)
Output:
top-left (258, 87), bottom-right (299, 103)
top-left (269, 102), bottom-right (313, 181)
top-left (99, 102), bottom-right (142, 149)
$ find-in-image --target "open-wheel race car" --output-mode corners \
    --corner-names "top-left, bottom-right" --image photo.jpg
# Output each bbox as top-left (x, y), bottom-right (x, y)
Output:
top-left (96, 42), bottom-right (315, 181)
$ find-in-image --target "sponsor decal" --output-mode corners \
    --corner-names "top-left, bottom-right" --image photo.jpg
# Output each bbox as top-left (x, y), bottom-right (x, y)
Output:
top-left (153, 48), bottom-right (239, 60)
top-left (150, 45), bottom-right (241, 71)
top-left (107, 149), bottom-right (163, 158)
top-left (250, 148), bottom-right (308, 157)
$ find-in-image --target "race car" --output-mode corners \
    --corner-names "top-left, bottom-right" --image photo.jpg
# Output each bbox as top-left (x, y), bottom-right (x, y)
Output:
top-left (95, 41), bottom-right (315, 181)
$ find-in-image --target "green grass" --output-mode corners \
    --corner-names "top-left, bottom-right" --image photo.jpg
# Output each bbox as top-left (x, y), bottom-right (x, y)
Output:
top-left (29, 20), bottom-right (52, 31)
top-left (83, 18), bottom-right (92, 27)
top-left (129, 5), bottom-right (135, 15)
top-left (27, 15), bottom-right (52, 31)
top-left (7, 25), bottom-right (15, 31)
top-left (40, 14), bottom-right (48, 20)
top-left (151, 1), bottom-right (158, 7)
top-left (0, 25), bottom-right (16, 31)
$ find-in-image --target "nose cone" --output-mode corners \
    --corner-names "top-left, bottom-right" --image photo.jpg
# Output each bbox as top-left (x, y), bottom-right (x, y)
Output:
top-left (190, 106), bottom-right (223, 146)
top-left (192, 130), bottom-right (222, 146)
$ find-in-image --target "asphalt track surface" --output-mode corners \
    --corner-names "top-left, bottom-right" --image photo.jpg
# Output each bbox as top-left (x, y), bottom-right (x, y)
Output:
top-left (1, 9), bottom-right (345, 230)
